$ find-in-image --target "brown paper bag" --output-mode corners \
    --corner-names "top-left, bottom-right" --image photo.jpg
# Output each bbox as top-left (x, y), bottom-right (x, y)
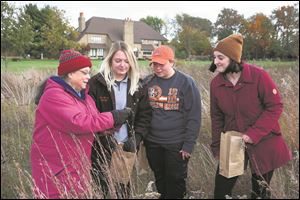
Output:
top-left (219, 131), bottom-right (245, 178)
top-left (136, 142), bottom-right (150, 175)
top-left (110, 144), bottom-right (137, 184)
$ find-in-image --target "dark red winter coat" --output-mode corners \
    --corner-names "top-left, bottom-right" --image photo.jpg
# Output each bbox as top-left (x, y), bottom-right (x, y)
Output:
top-left (210, 63), bottom-right (292, 175)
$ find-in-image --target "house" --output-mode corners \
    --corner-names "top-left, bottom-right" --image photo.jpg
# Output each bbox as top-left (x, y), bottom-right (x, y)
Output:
top-left (77, 12), bottom-right (167, 59)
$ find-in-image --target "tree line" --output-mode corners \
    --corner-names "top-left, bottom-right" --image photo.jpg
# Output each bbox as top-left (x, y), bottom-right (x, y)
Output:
top-left (1, 1), bottom-right (299, 60)
top-left (1, 2), bottom-right (80, 59)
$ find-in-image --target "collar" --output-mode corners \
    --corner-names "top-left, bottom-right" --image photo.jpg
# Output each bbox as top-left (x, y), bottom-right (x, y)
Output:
top-left (114, 75), bottom-right (128, 88)
top-left (214, 63), bottom-right (254, 87)
top-left (115, 75), bottom-right (128, 83)
top-left (50, 76), bottom-right (86, 100)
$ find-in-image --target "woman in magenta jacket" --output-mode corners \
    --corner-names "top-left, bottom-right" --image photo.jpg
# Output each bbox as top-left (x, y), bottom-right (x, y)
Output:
top-left (209, 34), bottom-right (292, 199)
top-left (30, 50), bottom-right (131, 198)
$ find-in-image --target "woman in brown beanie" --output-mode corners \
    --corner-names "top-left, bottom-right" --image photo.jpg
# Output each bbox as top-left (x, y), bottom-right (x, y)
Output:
top-left (30, 49), bottom-right (132, 198)
top-left (209, 34), bottom-right (292, 199)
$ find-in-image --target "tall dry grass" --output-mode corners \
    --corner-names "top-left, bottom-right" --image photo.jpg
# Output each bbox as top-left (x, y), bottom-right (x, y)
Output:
top-left (1, 63), bottom-right (299, 199)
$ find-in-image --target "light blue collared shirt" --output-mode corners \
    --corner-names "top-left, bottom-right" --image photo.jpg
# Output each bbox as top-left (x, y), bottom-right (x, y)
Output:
top-left (113, 76), bottom-right (129, 143)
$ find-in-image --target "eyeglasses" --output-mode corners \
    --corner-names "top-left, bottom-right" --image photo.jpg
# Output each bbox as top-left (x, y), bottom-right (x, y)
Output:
top-left (78, 70), bottom-right (91, 76)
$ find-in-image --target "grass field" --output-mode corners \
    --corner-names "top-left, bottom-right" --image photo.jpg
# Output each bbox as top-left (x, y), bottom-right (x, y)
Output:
top-left (0, 59), bottom-right (151, 73)
top-left (1, 58), bottom-right (298, 73)
top-left (1, 60), bottom-right (299, 198)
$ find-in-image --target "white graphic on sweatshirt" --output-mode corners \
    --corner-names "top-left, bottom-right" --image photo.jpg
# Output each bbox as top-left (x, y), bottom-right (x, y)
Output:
top-left (148, 85), bottom-right (179, 110)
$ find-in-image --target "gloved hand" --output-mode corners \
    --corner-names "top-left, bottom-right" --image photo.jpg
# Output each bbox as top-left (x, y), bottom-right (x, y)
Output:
top-left (123, 137), bottom-right (136, 153)
top-left (111, 107), bottom-right (133, 128)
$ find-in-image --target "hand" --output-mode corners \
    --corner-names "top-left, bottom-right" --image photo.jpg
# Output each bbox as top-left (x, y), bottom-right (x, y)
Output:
top-left (242, 135), bottom-right (253, 144)
top-left (179, 150), bottom-right (191, 160)
top-left (123, 137), bottom-right (136, 153)
top-left (111, 107), bottom-right (133, 128)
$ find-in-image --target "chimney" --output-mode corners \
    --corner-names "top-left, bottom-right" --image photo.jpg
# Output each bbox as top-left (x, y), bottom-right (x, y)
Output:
top-left (78, 12), bottom-right (85, 32)
top-left (123, 18), bottom-right (134, 47)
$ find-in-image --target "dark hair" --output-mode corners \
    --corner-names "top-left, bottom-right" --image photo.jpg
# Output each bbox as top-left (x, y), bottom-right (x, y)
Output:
top-left (209, 61), bottom-right (217, 72)
top-left (34, 78), bottom-right (48, 105)
top-left (209, 59), bottom-right (243, 73)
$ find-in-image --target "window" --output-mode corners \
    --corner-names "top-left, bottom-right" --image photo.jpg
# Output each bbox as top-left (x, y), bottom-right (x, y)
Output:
top-left (98, 49), bottom-right (104, 56)
top-left (143, 51), bottom-right (152, 55)
top-left (153, 40), bottom-right (159, 46)
top-left (91, 36), bottom-right (101, 43)
top-left (89, 48), bottom-right (104, 58)
top-left (91, 49), bottom-right (97, 57)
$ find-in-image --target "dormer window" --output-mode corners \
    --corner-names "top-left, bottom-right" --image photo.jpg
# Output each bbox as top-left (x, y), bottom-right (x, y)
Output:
top-left (91, 36), bottom-right (101, 43)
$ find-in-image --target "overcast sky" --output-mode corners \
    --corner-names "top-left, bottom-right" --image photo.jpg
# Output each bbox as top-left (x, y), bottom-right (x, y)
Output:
top-left (10, 1), bottom-right (298, 28)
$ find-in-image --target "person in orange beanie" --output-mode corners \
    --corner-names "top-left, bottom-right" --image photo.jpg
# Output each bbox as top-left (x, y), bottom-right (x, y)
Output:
top-left (143, 45), bottom-right (201, 199)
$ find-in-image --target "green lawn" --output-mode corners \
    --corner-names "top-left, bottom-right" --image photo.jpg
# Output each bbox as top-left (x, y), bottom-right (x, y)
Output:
top-left (1, 58), bottom-right (298, 73)
top-left (0, 59), bottom-right (152, 73)
top-left (0, 59), bottom-right (103, 73)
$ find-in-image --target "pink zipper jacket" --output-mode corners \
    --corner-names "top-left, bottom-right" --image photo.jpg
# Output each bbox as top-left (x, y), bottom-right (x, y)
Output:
top-left (30, 77), bottom-right (114, 198)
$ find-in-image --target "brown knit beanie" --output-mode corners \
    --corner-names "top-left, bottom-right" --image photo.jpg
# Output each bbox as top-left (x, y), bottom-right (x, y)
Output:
top-left (213, 34), bottom-right (243, 63)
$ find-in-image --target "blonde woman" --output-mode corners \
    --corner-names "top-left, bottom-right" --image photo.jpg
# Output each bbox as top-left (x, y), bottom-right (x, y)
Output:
top-left (88, 41), bottom-right (152, 198)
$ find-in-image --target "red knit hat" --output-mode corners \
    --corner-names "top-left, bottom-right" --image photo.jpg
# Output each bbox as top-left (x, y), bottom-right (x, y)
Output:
top-left (57, 50), bottom-right (92, 76)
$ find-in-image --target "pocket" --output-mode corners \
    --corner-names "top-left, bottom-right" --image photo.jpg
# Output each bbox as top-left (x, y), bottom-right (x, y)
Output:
top-left (54, 167), bottom-right (87, 198)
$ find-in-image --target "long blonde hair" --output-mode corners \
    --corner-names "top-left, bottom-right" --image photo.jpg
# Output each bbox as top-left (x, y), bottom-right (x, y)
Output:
top-left (100, 41), bottom-right (140, 95)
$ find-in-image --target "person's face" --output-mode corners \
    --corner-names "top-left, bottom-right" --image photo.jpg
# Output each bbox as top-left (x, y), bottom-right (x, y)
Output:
top-left (111, 50), bottom-right (130, 80)
top-left (68, 67), bottom-right (91, 91)
top-left (213, 51), bottom-right (230, 73)
top-left (151, 60), bottom-right (174, 79)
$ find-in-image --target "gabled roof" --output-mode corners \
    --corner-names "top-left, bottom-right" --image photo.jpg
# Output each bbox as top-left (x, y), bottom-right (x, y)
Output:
top-left (78, 17), bottom-right (167, 43)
